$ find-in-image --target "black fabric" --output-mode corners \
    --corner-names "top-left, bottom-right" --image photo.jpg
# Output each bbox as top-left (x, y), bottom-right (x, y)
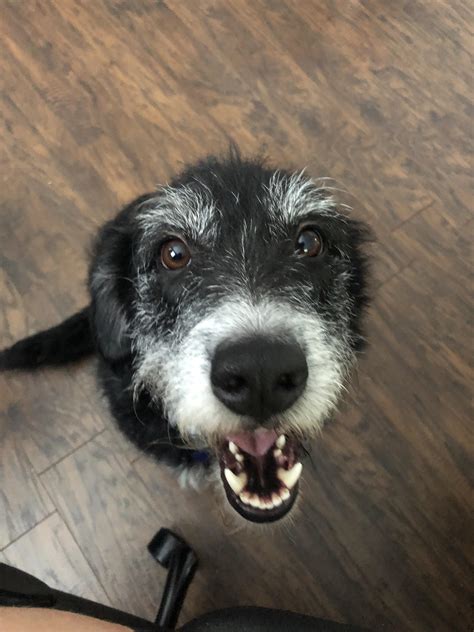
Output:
top-left (179, 607), bottom-right (366, 632)
top-left (0, 563), bottom-right (368, 632)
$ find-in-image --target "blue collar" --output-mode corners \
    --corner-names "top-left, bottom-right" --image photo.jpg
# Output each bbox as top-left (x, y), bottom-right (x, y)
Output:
top-left (191, 450), bottom-right (210, 464)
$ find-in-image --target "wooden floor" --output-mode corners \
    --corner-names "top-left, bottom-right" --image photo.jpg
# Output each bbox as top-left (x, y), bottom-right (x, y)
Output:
top-left (0, 1), bottom-right (472, 630)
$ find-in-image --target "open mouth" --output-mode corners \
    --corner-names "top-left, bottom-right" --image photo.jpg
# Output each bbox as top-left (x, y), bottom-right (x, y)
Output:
top-left (218, 428), bottom-right (303, 523)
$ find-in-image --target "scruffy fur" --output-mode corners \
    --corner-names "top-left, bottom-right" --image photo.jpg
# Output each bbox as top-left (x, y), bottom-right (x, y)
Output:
top-left (0, 153), bottom-right (370, 486)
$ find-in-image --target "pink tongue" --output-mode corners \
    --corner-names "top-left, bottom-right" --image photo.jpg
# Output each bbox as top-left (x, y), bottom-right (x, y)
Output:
top-left (227, 429), bottom-right (278, 457)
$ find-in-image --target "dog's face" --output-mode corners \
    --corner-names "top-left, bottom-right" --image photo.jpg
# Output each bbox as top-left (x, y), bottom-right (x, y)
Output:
top-left (92, 156), bottom-right (369, 524)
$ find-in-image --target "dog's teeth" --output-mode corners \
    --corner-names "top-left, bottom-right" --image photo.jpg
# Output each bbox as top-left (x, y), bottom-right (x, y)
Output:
top-left (224, 468), bottom-right (247, 495)
top-left (229, 441), bottom-right (239, 455)
top-left (279, 487), bottom-right (291, 501)
top-left (276, 434), bottom-right (286, 449)
top-left (240, 492), bottom-right (274, 511)
top-left (277, 462), bottom-right (303, 490)
top-left (235, 453), bottom-right (244, 462)
top-left (249, 494), bottom-right (260, 508)
top-left (272, 493), bottom-right (283, 507)
top-left (239, 491), bottom-right (251, 505)
top-left (273, 448), bottom-right (282, 458)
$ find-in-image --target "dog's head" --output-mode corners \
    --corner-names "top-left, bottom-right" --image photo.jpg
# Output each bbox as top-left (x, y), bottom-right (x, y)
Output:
top-left (91, 155), bottom-right (370, 523)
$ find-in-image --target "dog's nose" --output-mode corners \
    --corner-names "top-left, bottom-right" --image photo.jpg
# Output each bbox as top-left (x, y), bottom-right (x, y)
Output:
top-left (211, 337), bottom-right (308, 420)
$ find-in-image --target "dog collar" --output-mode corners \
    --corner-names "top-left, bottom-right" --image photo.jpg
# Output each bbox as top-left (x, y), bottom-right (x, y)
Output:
top-left (191, 450), bottom-right (210, 464)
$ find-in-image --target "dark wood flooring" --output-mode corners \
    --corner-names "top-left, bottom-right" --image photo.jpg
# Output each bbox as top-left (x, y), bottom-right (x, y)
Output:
top-left (0, 1), bottom-right (472, 630)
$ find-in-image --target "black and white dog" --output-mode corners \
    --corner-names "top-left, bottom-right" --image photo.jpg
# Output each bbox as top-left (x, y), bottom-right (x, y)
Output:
top-left (0, 154), bottom-right (370, 524)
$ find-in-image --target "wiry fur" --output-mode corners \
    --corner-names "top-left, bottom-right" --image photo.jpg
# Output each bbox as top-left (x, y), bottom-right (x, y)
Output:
top-left (0, 153), bottom-right (370, 499)
top-left (134, 297), bottom-right (351, 442)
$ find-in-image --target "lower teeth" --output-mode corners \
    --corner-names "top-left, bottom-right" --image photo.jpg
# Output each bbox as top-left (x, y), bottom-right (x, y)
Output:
top-left (280, 488), bottom-right (290, 501)
top-left (272, 493), bottom-right (283, 507)
top-left (224, 437), bottom-right (302, 511)
top-left (238, 484), bottom-right (295, 510)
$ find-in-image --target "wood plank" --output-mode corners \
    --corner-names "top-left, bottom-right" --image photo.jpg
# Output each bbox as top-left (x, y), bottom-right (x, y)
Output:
top-left (2, 512), bottom-right (110, 604)
top-left (133, 454), bottom-right (368, 628)
top-left (0, 380), bottom-right (54, 548)
top-left (0, 366), bottom-right (106, 476)
top-left (40, 430), bottom-right (167, 620)
top-left (0, 267), bottom-right (105, 473)
top-left (0, 1), bottom-right (472, 630)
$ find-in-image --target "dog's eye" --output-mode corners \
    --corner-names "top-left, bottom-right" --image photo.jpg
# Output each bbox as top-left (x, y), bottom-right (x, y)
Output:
top-left (160, 238), bottom-right (191, 270)
top-left (295, 227), bottom-right (323, 257)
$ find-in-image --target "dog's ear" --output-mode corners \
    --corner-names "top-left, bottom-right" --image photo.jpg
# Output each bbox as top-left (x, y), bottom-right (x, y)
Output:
top-left (89, 208), bottom-right (136, 362)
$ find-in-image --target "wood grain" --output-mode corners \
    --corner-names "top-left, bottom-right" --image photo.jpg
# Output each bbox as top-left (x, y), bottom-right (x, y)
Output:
top-left (0, 381), bottom-right (54, 548)
top-left (0, 1), bottom-right (472, 630)
top-left (40, 430), bottom-right (167, 619)
top-left (2, 511), bottom-right (110, 604)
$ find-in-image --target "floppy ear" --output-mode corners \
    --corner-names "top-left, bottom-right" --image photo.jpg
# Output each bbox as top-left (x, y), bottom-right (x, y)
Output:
top-left (89, 208), bottom-right (136, 362)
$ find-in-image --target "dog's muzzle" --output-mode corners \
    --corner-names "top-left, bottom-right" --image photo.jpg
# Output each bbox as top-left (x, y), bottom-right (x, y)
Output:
top-left (212, 337), bottom-right (306, 523)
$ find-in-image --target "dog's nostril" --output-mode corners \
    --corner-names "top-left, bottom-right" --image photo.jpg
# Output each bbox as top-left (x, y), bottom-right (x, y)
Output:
top-left (223, 374), bottom-right (247, 393)
top-left (277, 368), bottom-right (307, 391)
top-left (277, 373), bottom-right (295, 390)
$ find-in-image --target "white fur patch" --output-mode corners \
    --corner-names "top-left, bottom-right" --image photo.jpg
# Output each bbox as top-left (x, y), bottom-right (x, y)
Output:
top-left (134, 296), bottom-right (354, 443)
top-left (264, 170), bottom-right (342, 226)
top-left (138, 184), bottom-right (218, 244)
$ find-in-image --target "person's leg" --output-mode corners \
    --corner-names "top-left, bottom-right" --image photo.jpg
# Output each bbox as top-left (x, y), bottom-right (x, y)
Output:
top-left (0, 607), bottom-right (134, 632)
top-left (0, 564), bottom-right (154, 631)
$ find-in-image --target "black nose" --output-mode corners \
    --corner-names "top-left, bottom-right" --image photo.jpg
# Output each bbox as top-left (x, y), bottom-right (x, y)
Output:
top-left (210, 337), bottom-right (308, 420)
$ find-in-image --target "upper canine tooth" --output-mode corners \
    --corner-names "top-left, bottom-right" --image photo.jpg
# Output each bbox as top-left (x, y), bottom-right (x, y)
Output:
top-left (224, 468), bottom-right (247, 495)
top-left (276, 435), bottom-right (286, 449)
top-left (229, 441), bottom-right (239, 455)
top-left (277, 462), bottom-right (303, 490)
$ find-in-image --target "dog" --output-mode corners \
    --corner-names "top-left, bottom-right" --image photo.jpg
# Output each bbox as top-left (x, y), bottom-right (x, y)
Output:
top-left (0, 153), bottom-right (370, 524)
